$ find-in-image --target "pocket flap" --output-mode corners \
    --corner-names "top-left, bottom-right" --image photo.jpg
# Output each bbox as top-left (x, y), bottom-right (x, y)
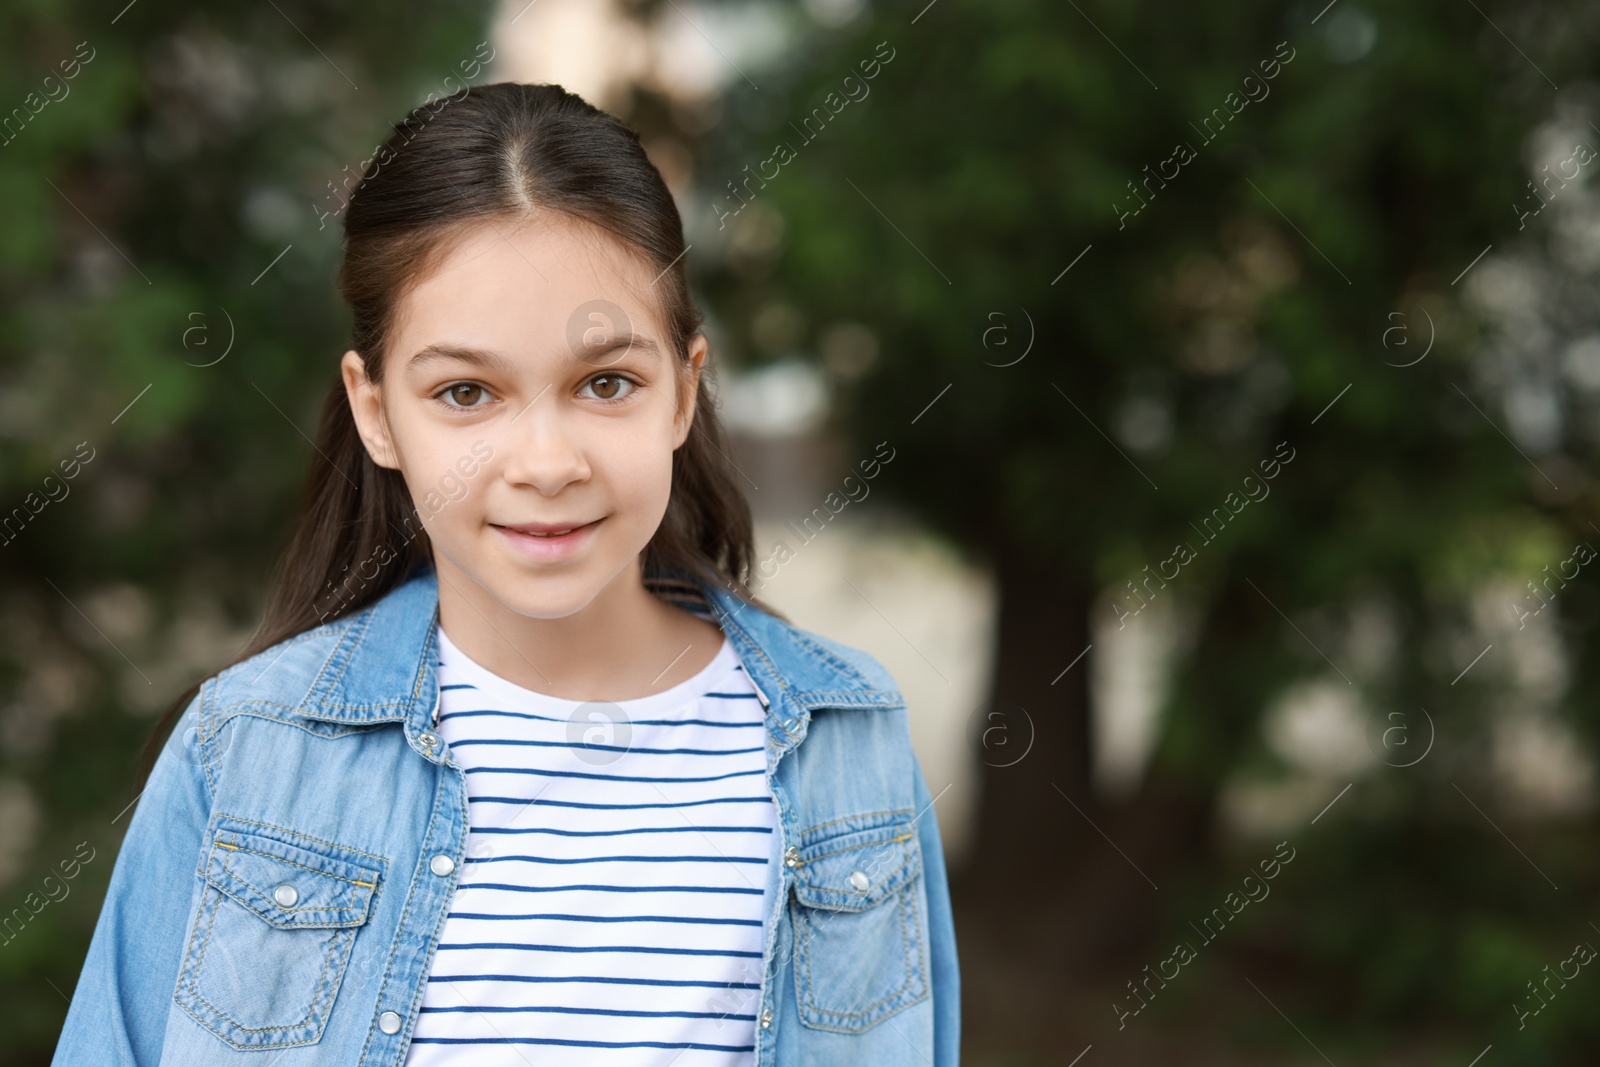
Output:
top-left (201, 817), bottom-right (383, 929)
top-left (792, 821), bottom-right (920, 911)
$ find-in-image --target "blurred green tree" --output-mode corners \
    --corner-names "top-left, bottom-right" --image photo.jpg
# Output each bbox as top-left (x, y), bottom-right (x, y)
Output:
top-left (698, 0), bottom-right (1600, 1058)
top-left (0, 1), bottom-right (492, 1058)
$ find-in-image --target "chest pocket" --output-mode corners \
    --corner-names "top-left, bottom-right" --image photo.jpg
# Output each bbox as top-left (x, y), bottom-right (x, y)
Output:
top-left (174, 815), bottom-right (385, 1050)
top-left (788, 816), bottom-right (930, 1033)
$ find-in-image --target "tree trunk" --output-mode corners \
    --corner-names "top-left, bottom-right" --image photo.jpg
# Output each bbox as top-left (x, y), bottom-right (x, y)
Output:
top-left (959, 530), bottom-right (1095, 896)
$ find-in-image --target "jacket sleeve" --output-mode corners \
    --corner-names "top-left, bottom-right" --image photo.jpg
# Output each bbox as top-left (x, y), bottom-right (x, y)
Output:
top-left (51, 683), bottom-right (216, 1067)
top-left (911, 749), bottom-right (961, 1067)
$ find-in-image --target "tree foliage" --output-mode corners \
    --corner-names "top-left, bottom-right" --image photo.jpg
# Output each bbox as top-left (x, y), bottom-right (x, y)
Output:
top-left (0, 1), bottom-right (492, 1055)
top-left (698, 0), bottom-right (1600, 1057)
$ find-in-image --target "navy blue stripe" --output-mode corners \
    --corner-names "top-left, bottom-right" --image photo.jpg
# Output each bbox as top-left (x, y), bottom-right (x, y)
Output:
top-left (472, 824), bottom-right (772, 837)
top-left (467, 795), bottom-right (772, 810)
top-left (409, 1036), bottom-right (754, 1051)
top-left (447, 911), bottom-right (763, 926)
top-left (420, 1003), bottom-right (755, 1020)
top-left (427, 972), bottom-right (760, 990)
top-left (462, 765), bottom-right (765, 784)
top-left (463, 882), bottom-right (763, 895)
top-left (449, 737), bottom-right (764, 756)
top-left (437, 941), bottom-right (763, 958)
top-left (470, 825), bottom-right (771, 831)
top-left (441, 708), bottom-right (759, 728)
top-left (463, 853), bottom-right (768, 866)
top-left (701, 691), bottom-right (758, 699)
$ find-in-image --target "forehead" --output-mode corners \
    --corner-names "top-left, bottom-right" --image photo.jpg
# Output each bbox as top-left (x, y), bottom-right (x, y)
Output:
top-left (391, 213), bottom-right (669, 360)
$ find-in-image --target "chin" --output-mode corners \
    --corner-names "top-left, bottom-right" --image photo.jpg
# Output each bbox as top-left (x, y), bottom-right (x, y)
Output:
top-left (484, 565), bottom-right (609, 620)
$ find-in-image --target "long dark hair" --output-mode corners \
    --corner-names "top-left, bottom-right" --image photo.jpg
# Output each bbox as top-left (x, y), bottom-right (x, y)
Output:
top-left (137, 82), bottom-right (778, 791)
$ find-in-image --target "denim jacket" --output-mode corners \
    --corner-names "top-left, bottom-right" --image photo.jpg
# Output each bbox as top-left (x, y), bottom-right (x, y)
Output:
top-left (52, 564), bottom-right (960, 1066)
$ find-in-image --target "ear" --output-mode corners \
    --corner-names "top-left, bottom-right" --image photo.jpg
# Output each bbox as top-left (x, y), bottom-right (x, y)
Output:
top-left (341, 350), bottom-right (401, 470)
top-left (672, 334), bottom-right (709, 450)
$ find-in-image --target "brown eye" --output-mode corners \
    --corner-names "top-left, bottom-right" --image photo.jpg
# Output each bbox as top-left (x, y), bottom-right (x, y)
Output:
top-left (438, 382), bottom-right (489, 408)
top-left (582, 374), bottom-right (636, 403)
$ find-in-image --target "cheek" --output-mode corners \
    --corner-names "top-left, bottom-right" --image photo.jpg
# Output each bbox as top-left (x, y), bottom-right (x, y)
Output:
top-left (386, 416), bottom-right (480, 515)
top-left (603, 418), bottom-right (678, 520)
top-left (632, 433), bottom-right (679, 507)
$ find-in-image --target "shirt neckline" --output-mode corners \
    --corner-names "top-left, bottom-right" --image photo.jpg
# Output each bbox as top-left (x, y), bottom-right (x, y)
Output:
top-left (435, 625), bottom-right (742, 719)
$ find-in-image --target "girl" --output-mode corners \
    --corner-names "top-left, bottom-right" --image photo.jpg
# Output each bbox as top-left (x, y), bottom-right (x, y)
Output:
top-left (52, 82), bottom-right (959, 1066)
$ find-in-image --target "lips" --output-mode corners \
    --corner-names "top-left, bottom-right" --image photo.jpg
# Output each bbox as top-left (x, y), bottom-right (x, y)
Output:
top-left (495, 520), bottom-right (599, 536)
top-left (491, 518), bottom-right (603, 561)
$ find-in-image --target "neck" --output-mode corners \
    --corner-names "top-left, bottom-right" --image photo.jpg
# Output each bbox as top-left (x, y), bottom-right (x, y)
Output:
top-left (432, 554), bottom-right (723, 702)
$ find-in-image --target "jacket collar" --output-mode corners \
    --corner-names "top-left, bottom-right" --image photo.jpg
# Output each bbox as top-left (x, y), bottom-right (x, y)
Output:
top-left (297, 563), bottom-right (900, 755)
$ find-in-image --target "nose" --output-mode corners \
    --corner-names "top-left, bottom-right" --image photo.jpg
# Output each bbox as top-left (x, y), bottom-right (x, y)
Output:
top-left (497, 391), bottom-right (590, 495)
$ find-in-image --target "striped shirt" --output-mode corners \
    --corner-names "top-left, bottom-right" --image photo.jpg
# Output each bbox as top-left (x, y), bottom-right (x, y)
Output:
top-left (402, 624), bottom-right (774, 1067)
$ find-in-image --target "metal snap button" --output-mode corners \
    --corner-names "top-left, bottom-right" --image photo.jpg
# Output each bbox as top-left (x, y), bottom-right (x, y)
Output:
top-left (759, 1007), bottom-right (773, 1029)
top-left (430, 854), bottom-right (455, 876)
top-left (849, 870), bottom-right (870, 892)
top-left (273, 883), bottom-right (298, 907)
top-left (783, 846), bottom-right (799, 868)
top-left (378, 1010), bottom-right (402, 1034)
top-left (418, 731), bottom-right (439, 749)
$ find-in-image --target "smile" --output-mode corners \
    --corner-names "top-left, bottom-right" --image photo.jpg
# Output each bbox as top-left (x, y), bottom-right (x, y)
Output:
top-left (491, 519), bottom-right (602, 561)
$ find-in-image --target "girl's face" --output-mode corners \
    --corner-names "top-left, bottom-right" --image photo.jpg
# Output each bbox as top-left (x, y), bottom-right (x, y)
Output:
top-left (341, 213), bottom-right (707, 620)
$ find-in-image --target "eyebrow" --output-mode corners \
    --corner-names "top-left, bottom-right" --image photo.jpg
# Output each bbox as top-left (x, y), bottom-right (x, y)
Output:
top-left (407, 344), bottom-right (518, 376)
top-left (406, 335), bottom-right (664, 374)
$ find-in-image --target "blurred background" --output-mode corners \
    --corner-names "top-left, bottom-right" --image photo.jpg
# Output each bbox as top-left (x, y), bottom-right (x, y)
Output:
top-left (4, 0), bottom-right (1600, 1062)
